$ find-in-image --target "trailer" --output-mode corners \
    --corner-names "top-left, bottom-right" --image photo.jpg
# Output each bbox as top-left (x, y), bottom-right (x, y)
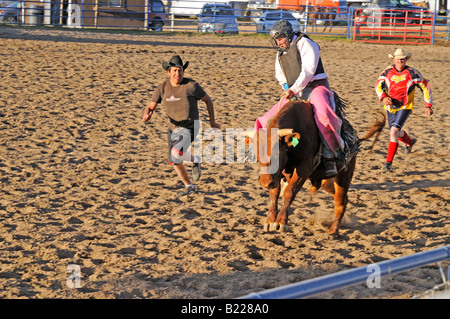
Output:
top-left (247, 0), bottom-right (347, 21)
top-left (278, 0), bottom-right (346, 10)
top-left (169, 0), bottom-right (250, 16)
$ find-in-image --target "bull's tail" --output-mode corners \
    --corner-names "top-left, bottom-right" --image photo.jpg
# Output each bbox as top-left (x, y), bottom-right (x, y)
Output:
top-left (333, 91), bottom-right (360, 155)
top-left (358, 110), bottom-right (386, 149)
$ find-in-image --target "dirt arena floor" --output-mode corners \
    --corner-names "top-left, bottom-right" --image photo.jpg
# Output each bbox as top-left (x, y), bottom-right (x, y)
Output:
top-left (0, 27), bottom-right (449, 299)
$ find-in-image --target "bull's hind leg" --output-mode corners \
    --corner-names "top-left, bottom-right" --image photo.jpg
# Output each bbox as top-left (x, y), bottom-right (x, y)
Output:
top-left (264, 184), bottom-right (281, 232)
top-left (328, 157), bottom-right (356, 237)
top-left (329, 184), bottom-right (348, 237)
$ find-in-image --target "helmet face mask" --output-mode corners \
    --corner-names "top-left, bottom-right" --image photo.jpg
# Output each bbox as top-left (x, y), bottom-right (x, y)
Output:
top-left (270, 36), bottom-right (289, 52)
top-left (269, 19), bottom-right (294, 52)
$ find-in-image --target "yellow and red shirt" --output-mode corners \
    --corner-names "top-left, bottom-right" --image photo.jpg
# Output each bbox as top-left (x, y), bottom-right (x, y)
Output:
top-left (375, 65), bottom-right (432, 113)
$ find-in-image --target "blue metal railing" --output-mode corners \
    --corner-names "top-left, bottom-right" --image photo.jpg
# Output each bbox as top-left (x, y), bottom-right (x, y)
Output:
top-left (433, 11), bottom-right (450, 41)
top-left (239, 245), bottom-right (450, 299)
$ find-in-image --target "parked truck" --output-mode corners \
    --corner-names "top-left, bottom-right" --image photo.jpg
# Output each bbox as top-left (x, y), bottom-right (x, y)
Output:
top-left (246, 0), bottom-right (347, 21)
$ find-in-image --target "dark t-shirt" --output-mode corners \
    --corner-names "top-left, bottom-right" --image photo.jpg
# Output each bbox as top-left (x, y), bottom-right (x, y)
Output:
top-left (151, 77), bottom-right (206, 130)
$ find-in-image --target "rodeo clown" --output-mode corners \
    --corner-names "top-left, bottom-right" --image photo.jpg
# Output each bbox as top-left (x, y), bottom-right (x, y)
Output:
top-left (375, 48), bottom-right (433, 172)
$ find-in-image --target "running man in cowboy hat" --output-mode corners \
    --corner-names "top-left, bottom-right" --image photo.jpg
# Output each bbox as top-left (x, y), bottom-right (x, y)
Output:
top-left (143, 55), bottom-right (221, 197)
top-left (375, 48), bottom-right (433, 172)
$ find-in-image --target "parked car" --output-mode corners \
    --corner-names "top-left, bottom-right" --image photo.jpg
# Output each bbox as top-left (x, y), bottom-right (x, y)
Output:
top-left (148, 0), bottom-right (166, 31)
top-left (256, 11), bottom-right (302, 34)
top-left (0, 1), bottom-right (19, 24)
top-left (0, 0), bottom-right (15, 7)
top-left (353, 0), bottom-right (431, 26)
top-left (197, 3), bottom-right (239, 34)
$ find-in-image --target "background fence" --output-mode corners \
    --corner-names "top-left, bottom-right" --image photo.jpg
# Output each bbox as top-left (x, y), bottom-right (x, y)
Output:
top-left (353, 7), bottom-right (434, 44)
top-left (1, 0), bottom-right (449, 43)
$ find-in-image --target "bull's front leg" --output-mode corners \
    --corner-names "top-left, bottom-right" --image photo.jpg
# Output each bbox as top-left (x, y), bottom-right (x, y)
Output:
top-left (264, 184), bottom-right (281, 232)
top-left (275, 172), bottom-right (308, 232)
top-left (328, 158), bottom-right (355, 238)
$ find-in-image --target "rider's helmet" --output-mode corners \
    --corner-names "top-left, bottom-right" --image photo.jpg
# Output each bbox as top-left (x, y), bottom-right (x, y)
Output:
top-left (269, 19), bottom-right (294, 52)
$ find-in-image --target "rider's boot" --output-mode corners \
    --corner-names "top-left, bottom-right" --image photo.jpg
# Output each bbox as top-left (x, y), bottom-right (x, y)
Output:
top-left (324, 158), bottom-right (338, 177)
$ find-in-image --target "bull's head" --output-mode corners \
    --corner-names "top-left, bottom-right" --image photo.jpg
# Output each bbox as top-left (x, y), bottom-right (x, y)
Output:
top-left (242, 128), bottom-right (301, 189)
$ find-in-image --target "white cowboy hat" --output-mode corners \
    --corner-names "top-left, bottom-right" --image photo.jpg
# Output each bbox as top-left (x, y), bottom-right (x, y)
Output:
top-left (388, 48), bottom-right (412, 60)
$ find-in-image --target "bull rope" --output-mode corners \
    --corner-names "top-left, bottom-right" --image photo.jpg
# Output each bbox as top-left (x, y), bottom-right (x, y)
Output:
top-left (277, 96), bottom-right (284, 113)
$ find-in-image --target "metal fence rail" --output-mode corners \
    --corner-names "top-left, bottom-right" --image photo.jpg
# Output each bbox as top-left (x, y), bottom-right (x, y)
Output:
top-left (1, 1), bottom-right (449, 43)
top-left (353, 8), bottom-right (433, 44)
top-left (239, 245), bottom-right (450, 299)
top-left (433, 13), bottom-right (450, 41)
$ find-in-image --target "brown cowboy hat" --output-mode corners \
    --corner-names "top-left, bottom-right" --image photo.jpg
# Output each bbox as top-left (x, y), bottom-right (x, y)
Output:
top-left (388, 48), bottom-right (412, 60)
top-left (162, 55), bottom-right (189, 71)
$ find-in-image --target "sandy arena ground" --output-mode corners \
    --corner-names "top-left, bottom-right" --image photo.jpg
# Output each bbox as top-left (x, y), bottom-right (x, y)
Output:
top-left (0, 27), bottom-right (449, 299)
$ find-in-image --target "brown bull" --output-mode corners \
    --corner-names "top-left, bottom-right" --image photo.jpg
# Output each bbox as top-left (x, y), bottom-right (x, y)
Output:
top-left (248, 99), bottom-right (385, 237)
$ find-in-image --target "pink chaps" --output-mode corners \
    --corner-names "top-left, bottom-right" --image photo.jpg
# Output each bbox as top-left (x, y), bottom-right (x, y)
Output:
top-left (254, 79), bottom-right (344, 157)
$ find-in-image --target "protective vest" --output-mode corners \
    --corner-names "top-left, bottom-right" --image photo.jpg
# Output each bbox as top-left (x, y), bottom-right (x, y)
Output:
top-left (278, 33), bottom-right (325, 87)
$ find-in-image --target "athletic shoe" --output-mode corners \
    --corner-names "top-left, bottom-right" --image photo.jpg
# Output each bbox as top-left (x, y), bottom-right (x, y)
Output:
top-left (192, 163), bottom-right (202, 182)
top-left (404, 138), bottom-right (417, 155)
top-left (178, 185), bottom-right (195, 197)
top-left (383, 162), bottom-right (392, 172)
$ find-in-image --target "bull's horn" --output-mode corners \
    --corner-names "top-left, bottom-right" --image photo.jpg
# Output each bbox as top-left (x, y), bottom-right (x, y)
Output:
top-left (278, 129), bottom-right (293, 137)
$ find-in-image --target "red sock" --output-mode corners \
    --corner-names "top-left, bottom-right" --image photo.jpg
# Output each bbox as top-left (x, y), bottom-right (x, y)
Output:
top-left (398, 131), bottom-right (412, 145)
top-left (386, 141), bottom-right (399, 163)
